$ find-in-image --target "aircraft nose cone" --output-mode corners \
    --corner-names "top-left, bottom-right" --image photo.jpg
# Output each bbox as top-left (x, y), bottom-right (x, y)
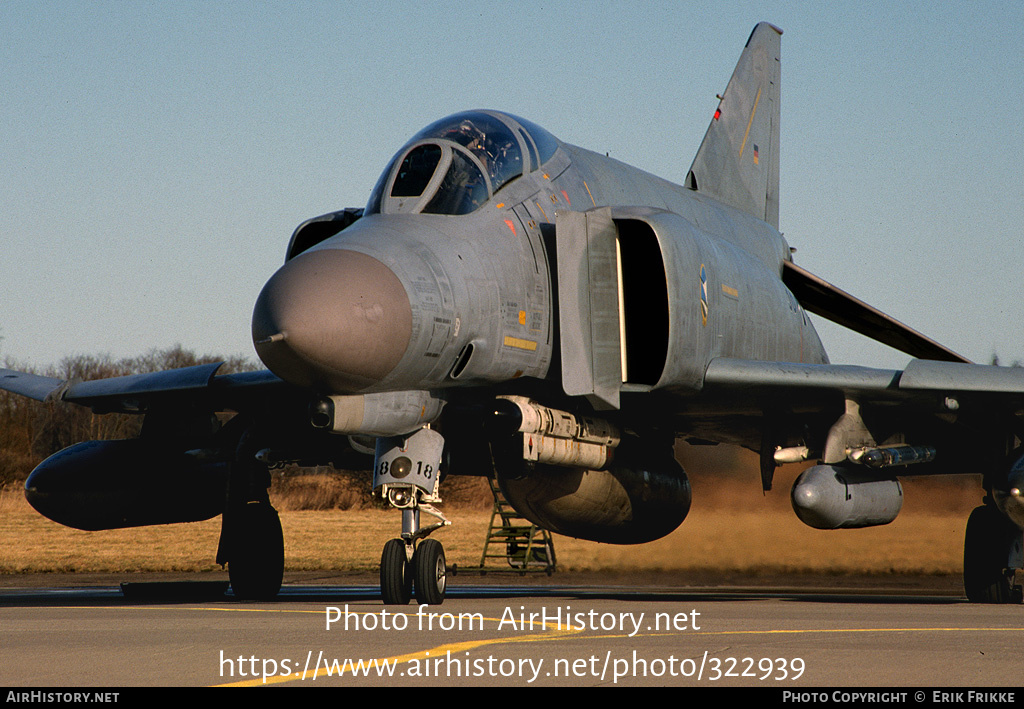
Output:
top-left (252, 249), bottom-right (412, 392)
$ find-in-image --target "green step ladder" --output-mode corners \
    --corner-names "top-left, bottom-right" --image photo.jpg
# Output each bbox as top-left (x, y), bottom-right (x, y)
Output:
top-left (477, 478), bottom-right (556, 575)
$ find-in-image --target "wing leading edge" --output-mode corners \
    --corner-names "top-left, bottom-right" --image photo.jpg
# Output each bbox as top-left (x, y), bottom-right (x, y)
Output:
top-left (703, 356), bottom-right (1024, 415)
top-left (700, 357), bottom-right (1024, 473)
top-left (0, 363), bottom-right (290, 414)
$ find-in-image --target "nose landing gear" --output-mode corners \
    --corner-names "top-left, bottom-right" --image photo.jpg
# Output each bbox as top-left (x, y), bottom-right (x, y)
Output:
top-left (375, 428), bottom-right (450, 605)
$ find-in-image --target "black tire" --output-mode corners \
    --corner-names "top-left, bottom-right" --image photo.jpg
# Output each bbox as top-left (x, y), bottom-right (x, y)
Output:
top-left (380, 538), bottom-right (412, 605)
top-left (963, 505), bottom-right (1017, 603)
top-left (228, 502), bottom-right (284, 601)
top-left (413, 539), bottom-right (446, 606)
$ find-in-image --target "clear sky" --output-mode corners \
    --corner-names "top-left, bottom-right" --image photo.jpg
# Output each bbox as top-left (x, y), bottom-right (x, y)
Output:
top-left (3, 0), bottom-right (1023, 371)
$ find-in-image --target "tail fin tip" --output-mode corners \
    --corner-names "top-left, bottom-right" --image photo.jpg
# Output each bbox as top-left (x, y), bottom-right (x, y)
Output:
top-left (687, 22), bottom-right (783, 229)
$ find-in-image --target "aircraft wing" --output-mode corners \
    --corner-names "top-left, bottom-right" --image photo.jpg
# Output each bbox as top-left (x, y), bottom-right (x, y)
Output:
top-left (0, 369), bottom-right (65, 402)
top-left (694, 357), bottom-right (1024, 476)
top-left (0, 363), bottom-right (293, 414)
top-left (704, 357), bottom-right (1024, 404)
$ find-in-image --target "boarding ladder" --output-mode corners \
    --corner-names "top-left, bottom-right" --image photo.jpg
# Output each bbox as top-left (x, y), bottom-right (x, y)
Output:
top-left (478, 477), bottom-right (556, 575)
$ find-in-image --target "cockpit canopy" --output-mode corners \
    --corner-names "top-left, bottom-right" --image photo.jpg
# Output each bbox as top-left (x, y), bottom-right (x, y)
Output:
top-left (366, 110), bottom-right (559, 216)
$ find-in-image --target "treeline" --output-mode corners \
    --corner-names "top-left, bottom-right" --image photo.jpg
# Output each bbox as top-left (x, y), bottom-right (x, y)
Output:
top-left (0, 345), bottom-right (256, 487)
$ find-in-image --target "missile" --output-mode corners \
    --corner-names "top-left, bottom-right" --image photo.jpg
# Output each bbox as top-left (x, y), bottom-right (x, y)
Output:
top-left (848, 444), bottom-right (936, 468)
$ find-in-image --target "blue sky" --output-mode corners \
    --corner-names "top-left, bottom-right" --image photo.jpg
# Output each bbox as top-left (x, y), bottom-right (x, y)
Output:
top-left (3, 1), bottom-right (1023, 371)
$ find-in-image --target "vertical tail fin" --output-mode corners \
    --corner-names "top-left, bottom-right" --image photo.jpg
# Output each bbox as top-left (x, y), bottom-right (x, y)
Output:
top-left (686, 22), bottom-right (782, 228)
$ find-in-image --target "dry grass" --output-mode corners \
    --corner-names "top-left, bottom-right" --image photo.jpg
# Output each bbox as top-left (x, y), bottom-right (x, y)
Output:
top-left (0, 461), bottom-right (981, 575)
top-left (0, 492), bottom-right (225, 574)
top-left (270, 469), bottom-right (495, 512)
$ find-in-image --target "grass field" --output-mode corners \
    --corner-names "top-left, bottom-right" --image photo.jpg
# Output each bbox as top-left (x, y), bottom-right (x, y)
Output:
top-left (0, 463), bottom-right (981, 577)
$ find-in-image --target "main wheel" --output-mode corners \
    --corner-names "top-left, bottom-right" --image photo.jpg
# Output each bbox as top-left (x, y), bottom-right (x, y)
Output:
top-left (413, 539), bottom-right (446, 606)
top-left (380, 538), bottom-right (412, 605)
top-left (964, 504), bottom-right (1018, 603)
top-left (228, 502), bottom-right (284, 601)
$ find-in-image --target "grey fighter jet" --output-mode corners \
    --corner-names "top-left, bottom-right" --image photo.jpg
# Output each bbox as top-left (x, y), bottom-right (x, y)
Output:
top-left (4, 23), bottom-right (1023, 605)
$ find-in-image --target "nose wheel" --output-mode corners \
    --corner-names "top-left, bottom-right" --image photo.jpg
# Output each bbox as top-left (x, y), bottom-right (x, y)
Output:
top-left (379, 507), bottom-right (450, 605)
top-left (375, 427), bottom-right (450, 605)
top-left (412, 538), bottom-right (446, 605)
top-left (380, 538), bottom-right (413, 605)
top-left (380, 537), bottom-right (447, 605)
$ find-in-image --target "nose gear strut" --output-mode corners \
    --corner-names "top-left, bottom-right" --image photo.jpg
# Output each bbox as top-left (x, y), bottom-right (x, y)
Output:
top-left (375, 427), bottom-right (450, 605)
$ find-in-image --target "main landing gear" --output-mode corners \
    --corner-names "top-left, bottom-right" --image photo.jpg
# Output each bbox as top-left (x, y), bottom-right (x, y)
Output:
top-left (217, 427), bottom-right (285, 601)
top-left (375, 427), bottom-right (450, 605)
top-left (222, 500), bottom-right (285, 601)
top-left (963, 502), bottom-right (1023, 604)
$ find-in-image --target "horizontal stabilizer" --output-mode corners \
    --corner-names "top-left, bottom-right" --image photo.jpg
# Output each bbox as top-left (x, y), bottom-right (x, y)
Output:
top-left (782, 260), bottom-right (969, 363)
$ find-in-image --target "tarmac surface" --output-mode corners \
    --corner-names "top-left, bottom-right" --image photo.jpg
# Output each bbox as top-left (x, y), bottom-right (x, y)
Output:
top-left (2, 570), bottom-right (1021, 688)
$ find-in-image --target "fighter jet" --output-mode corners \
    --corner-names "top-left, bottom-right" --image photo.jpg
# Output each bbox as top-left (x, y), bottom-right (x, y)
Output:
top-left (4, 23), bottom-right (1023, 605)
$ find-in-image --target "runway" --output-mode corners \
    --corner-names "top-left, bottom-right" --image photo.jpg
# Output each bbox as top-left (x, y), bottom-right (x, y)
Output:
top-left (1, 573), bottom-right (1020, 687)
